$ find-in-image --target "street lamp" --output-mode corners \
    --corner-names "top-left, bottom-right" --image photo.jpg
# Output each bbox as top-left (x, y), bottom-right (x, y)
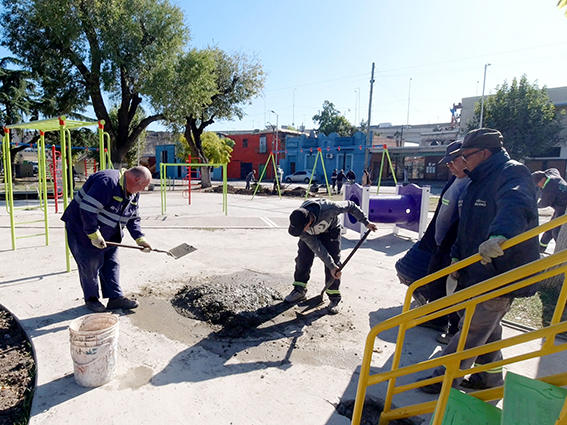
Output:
top-left (479, 63), bottom-right (491, 128)
top-left (270, 110), bottom-right (279, 165)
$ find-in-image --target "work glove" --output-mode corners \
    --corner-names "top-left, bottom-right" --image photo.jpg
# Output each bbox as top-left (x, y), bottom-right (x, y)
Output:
top-left (137, 241), bottom-right (152, 253)
top-left (446, 275), bottom-right (458, 295)
top-left (449, 258), bottom-right (460, 280)
top-left (478, 236), bottom-right (507, 265)
top-left (91, 235), bottom-right (107, 249)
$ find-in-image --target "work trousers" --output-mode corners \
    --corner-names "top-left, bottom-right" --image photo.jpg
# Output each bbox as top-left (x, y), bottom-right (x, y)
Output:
top-left (426, 245), bottom-right (461, 334)
top-left (293, 229), bottom-right (341, 299)
top-left (66, 227), bottom-right (123, 300)
top-left (431, 296), bottom-right (512, 387)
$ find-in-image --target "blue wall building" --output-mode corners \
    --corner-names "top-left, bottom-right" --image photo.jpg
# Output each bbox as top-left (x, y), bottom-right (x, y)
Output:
top-left (279, 131), bottom-right (370, 184)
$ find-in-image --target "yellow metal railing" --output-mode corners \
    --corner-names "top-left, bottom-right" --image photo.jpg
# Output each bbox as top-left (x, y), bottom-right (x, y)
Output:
top-left (352, 213), bottom-right (567, 425)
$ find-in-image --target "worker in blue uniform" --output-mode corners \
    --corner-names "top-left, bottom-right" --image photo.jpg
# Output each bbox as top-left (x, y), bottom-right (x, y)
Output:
top-left (62, 166), bottom-right (152, 312)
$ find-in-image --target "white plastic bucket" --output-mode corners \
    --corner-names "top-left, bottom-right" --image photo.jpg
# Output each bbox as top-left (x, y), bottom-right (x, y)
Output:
top-left (69, 313), bottom-right (119, 387)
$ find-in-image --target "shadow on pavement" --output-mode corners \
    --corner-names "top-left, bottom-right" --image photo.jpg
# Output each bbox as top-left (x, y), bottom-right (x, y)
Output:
top-left (150, 304), bottom-right (328, 386)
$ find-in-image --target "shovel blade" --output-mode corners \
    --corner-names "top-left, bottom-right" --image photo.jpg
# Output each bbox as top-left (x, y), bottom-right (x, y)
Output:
top-left (168, 243), bottom-right (197, 260)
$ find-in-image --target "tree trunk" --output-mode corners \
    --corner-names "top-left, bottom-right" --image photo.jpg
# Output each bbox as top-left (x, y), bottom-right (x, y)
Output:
top-left (185, 116), bottom-right (212, 188)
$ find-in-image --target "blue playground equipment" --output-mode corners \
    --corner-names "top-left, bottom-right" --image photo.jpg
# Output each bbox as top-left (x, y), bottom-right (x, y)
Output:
top-left (343, 182), bottom-right (430, 239)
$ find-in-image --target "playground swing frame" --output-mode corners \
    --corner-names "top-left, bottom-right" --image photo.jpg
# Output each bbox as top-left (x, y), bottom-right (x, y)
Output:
top-left (376, 144), bottom-right (397, 195)
top-left (252, 153), bottom-right (282, 200)
top-left (159, 161), bottom-right (228, 215)
top-left (2, 117), bottom-right (110, 259)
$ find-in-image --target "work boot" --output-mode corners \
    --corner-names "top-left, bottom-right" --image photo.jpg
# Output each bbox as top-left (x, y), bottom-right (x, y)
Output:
top-left (85, 297), bottom-right (106, 313)
top-left (435, 332), bottom-right (455, 345)
top-left (107, 296), bottom-right (139, 310)
top-left (284, 287), bottom-right (307, 303)
top-left (327, 298), bottom-right (341, 315)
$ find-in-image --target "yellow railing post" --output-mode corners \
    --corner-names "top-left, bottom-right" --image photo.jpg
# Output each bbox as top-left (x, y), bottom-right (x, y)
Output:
top-left (352, 215), bottom-right (567, 425)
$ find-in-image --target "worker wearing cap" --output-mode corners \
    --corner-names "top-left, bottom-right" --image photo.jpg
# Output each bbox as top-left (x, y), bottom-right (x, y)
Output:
top-left (420, 128), bottom-right (539, 393)
top-left (531, 168), bottom-right (567, 253)
top-left (286, 199), bottom-right (377, 314)
top-left (399, 140), bottom-right (469, 343)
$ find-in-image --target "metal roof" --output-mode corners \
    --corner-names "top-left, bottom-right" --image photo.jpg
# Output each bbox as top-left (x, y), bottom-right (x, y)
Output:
top-left (6, 117), bottom-right (98, 132)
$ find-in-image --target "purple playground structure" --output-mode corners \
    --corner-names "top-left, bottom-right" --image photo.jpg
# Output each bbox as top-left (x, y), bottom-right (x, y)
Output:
top-left (343, 183), bottom-right (430, 239)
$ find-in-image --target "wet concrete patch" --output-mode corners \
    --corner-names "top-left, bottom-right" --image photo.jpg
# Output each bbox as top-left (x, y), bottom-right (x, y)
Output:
top-left (171, 271), bottom-right (287, 337)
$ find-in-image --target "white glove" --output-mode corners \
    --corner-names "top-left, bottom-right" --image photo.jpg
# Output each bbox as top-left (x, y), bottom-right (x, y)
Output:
top-left (137, 241), bottom-right (152, 253)
top-left (446, 275), bottom-right (458, 295)
top-left (91, 236), bottom-right (107, 249)
top-left (478, 236), bottom-right (507, 265)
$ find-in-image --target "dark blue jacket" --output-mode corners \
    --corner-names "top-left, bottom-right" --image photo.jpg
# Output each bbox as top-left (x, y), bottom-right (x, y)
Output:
top-left (61, 169), bottom-right (145, 246)
top-left (537, 168), bottom-right (567, 216)
top-left (451, 150), bottom-right (539, 297)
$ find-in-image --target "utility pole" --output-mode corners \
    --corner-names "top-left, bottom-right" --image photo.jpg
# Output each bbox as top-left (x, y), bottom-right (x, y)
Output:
top-left (363, 62), bottom-right (375, 169)
top-left (480, 63), bottom-right (491, 128)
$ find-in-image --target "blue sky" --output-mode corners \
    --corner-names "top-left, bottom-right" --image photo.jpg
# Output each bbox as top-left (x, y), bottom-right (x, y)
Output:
top-left (2, 0), bottom-right (567, 132)
top-left (171, 0), bottom-right (567, 132)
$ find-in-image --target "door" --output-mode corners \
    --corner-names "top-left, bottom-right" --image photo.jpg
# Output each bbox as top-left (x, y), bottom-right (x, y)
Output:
top-left (241, 162), bottom-right (253, 179)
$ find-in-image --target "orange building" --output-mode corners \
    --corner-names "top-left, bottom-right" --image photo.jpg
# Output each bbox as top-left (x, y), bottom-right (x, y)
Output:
top-left (223, 129), bottom-right (303, 180)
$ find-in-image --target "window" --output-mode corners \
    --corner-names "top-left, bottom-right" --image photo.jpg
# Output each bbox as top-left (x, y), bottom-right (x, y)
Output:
top-left (259, 136), bottom-right (267, 153)
top-left (243, 138), bottom-right (248, 148)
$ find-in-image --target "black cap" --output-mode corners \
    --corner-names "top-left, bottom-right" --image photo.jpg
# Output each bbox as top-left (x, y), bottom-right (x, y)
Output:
top-left (450, 128), bottom-right (504, 155)
top-left (438, 141), bottom-right (462, 164)
top-left (288, 208), bottom-right (310, 237)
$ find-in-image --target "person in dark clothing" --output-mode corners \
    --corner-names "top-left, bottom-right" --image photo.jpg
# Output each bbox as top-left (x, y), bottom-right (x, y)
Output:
top-left (361, 169), bottom-right (371, 186)
top-left (61, 166), bottom-right (153, 313)
top-left (336, 170), bottom-right (345, 194)
top-left (395, 141), bottom-right (468, 343)
top-left (331, 169), bottom-right (338, 193)
top-left (532, 168), bottom-right (567, 253)
top-left (420, 128), bottom-right (540, 394)
top-left (285, 199), bottom-right (377, 314)
top-left (245, 170), bottom-right (256, 190)
top-left (346, 169), bottom-right (356, 183)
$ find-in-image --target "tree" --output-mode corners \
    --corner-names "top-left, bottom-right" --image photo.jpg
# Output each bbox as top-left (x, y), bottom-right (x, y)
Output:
top-left (176, 132), bottom-right (234, 166)
top-left (0, 57), bottom-right (38, 126)
top-left (312, 101), bottom-right (357, 137)
top-left (1, 0), bottom-right (188, 163)
top-left (156, 47), bottom-right (265, 187)
top-left (464, 75), bottom-right (563, 159)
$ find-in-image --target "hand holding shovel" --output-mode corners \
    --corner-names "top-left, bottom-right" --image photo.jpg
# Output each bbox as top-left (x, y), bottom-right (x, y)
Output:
top-left (105, 242), bottom-right (197, 260)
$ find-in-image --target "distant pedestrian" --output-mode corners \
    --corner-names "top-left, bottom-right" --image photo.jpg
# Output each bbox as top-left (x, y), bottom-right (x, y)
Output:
top-left (336, 170), bottom-right (345, 194)
top-left (245, 170), bottom-right (256, 190)
top-left (346, 169), bottom-right (356, 184)
top-left (331, 169), bottom-right (338, 193)
top-left (361, 169), bottom-right (371, 186)
top-left (532, 168), bottom-right (567, 253)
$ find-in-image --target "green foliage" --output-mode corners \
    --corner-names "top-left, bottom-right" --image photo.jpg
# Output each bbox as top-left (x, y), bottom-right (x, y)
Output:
top-left (0, 0), bottom-right (188, 162)
top-left (157, 46), bottom-right (264, 187)
top-left (558, 0), bottom-right (567, 17)
top-left (107, 105), bottom-right (148, 167)
top-left (465, 75), bottom-right (563, 159)
top-left (312, 101), bottom-right (357, 137)
top-left (0, 57), bottom-right (38, 126)
top-left (176, 132), bottom-right (233, 165)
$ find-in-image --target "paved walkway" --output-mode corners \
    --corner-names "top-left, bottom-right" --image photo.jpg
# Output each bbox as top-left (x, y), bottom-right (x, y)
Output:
top-left (0, 188), bottom-right (564, 425)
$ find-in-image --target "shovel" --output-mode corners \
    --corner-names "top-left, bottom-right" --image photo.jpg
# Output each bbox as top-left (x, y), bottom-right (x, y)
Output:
top-left (298, 228), bottom-right (372, 315)
top-left (106, 242), bottom-right (197, 260)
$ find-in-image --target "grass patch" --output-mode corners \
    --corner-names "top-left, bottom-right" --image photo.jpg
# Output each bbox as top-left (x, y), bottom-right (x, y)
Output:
top-left (505, 282), bottom-right (567, 331)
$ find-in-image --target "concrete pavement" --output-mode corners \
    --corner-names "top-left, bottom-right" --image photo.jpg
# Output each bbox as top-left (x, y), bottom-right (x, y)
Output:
top-left (0, 186), bottom-right (564, 425)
